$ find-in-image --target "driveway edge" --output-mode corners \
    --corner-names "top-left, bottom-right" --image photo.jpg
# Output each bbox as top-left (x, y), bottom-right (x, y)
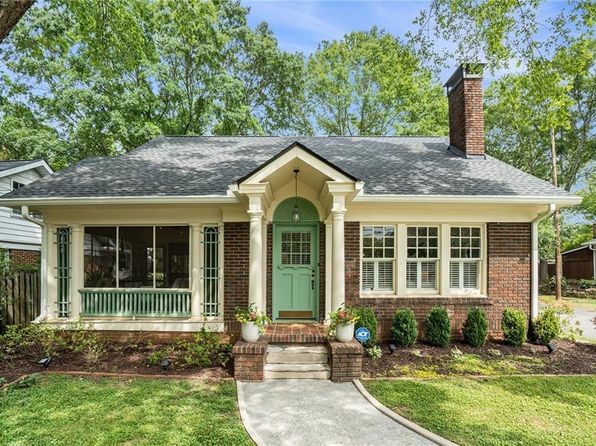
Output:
top-left (236, 381), bottom-right (266, 446)
top-left (353, 379), bottom-right (458, 446)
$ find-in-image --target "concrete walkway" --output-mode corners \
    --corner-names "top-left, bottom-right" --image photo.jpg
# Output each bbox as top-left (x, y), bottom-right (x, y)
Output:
top-left (237, 379), bottom-right (444, 446)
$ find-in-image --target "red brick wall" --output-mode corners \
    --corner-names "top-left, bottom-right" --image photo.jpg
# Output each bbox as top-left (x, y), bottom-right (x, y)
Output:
top-left (448, 77), bottom-right (485, 156)
top-left (344, 222), bottom-right (531, 340)
top-left (8, 249), bottom-right (40, 269)
top-left (223, 222), bottom-right (250, 328)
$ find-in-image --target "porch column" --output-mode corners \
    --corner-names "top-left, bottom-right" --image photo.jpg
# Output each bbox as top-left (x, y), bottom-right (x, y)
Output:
top-left (190, 224), bottom-right (202, 318)
top-left (331, 195), bottom-right (346, 312)
top-left (69, 224), bottom-right (84, 319)
top-left (248, 209), bottom-right (265, 312)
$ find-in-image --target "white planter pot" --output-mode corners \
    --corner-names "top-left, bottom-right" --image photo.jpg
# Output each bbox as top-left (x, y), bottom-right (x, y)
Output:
top-left (336, 323), bottom-right (355, 343)
top-left (241, 321), bottom-right (260, 343)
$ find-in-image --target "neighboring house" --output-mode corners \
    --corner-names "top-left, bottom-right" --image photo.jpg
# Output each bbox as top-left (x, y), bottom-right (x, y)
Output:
top-left (0, 159), bottom-right (53, 267)
top-left (0, 64), bottom-right (581, 339)
top-left (549, 224), bottom-right (596, 280)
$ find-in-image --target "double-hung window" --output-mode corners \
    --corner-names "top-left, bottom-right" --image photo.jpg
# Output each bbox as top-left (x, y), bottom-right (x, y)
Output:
top-left (11, 181), bottom-right (24, 215)
top-left (449, 226), bottom-right (482, 291)
top-left (362, 225), bottom-right (395, 292)
top-left (406, 226), bottom-right (439, 291)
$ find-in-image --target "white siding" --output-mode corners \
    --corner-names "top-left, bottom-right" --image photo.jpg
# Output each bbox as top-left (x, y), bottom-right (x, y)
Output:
top-left (0, 169), bottom-right (43, 249)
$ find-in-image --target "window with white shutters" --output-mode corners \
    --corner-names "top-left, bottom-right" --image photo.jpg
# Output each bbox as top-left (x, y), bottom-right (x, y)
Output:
top-left (362, 225), bottom-right (395, 292)
top-left (449, 226), bottom-right (482, 291)
top-left (406, 226), bottom-right (439, 291)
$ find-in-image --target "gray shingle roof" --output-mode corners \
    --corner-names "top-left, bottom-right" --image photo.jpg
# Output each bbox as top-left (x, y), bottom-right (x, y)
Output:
top-left (0, 160), bottom-right (39, 172)
top-left (0, 136), bottom-right (575, 200)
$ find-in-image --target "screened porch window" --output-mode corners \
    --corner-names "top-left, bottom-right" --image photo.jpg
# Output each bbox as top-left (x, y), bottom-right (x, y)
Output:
top-left (84, 226), bottom-right (189, 289)
top-left (202, 226), bottom-right (220, 317)
top-left (406, 226), bottom-right (439, 291)
top-left (362, 225), bottom-right (395, 292)
top-left (449, 226), bottom-right (482, 291)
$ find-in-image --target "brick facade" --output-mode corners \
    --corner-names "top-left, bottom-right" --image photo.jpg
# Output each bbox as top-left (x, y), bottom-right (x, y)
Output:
top-left (223, 222), bottom-right (250, 331)
top-left (448, 75), bottom-right (485, 156)
top-left (327, 339), bottom-right (363, 382)
top-left (344, 221), bottom-right (531, 340)
top-left (233, 339), bottom-right (268, 381)
top-left (8, 249), bottom-right (40, 268)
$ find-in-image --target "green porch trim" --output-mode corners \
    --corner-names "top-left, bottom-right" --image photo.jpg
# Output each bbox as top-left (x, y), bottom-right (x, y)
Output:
top-left (79, 288), bottom-right (191, 317)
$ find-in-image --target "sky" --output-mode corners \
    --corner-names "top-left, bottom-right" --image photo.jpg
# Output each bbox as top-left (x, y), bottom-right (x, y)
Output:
top-left (243, 0), bottom-right (571, 82)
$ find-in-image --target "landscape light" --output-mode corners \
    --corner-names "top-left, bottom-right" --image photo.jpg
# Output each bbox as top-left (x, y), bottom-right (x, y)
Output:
top-left (547, 342), bottom-right (557, 354)
top-left (161, 358), bottom-right (171, 371)
top-left (38, 357), bottom-right (53, 368)
top-left (388, 344), bottom-right (397, 354)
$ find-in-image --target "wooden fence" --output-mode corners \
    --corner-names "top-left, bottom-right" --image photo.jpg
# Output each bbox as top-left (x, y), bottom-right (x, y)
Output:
top-left (0, 271), bottom-right (41, 333)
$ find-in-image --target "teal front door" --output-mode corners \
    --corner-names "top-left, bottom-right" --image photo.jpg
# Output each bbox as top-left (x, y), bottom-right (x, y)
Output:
top-left (272, 225), bottom-right (318, 321)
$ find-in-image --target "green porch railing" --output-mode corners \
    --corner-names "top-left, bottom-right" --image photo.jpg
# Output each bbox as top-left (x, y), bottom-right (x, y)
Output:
top-left (79, 289), bottom-right (191, 317)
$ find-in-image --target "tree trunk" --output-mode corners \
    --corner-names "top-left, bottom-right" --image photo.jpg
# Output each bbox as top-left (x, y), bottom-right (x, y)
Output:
top-left (550, 127), bottom-right (562, 301)
top-left (0, 0), bottom-right (34, 42)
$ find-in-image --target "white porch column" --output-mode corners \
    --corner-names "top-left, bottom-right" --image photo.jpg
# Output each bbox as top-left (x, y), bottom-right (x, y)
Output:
top-left (190, 224), bottom-right (202, 318)
top-left (248, 209), bottom-right (264, 312)
top-left (331, 195), bottom-right (346, 312)
top-left (69, 225), bottom-right (84, 319)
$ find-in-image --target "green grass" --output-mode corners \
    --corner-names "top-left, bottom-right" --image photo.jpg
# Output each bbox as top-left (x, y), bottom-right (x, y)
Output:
top-left (0, 375), bottom-right (252, 446)
top-left (540, 295), bottom-right (596, 309)
top-left (366, 376), bottom-right (596, 446)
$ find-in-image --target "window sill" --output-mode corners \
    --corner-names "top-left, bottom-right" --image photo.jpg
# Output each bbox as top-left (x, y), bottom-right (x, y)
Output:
top-left (360, 293), bottom-right (488, 299)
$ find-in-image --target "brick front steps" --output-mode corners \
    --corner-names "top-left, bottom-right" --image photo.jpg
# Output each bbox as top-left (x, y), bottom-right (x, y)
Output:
top-left (233, 324), bottom-right (363, 382)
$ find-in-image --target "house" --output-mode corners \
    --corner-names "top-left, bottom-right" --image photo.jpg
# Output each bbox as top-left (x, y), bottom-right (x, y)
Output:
top-left (0, 159), bottom-right (53, 267)
top-left (0, 65), bottom-right (581, 343)
top-left (549, 224), bottom-right (596, 280)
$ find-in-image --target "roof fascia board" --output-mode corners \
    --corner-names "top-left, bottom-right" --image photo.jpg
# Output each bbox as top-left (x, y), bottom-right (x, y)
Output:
top-left (0, 160), bottom-right (53, 179)
top-left (352, 194), bottom-right (582, 206)
top-left (0, 195), bottom-right (238, 207)
top-left (237, 141), bottom-right (358, 185)
top-left (561, 245), bottom-right (590, 255)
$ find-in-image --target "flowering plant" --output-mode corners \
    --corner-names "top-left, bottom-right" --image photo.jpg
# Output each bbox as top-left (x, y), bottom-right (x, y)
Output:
top-left (234, 303), bottom-right (270, 333)
top-left (329, 305), bottom-right (359, 329)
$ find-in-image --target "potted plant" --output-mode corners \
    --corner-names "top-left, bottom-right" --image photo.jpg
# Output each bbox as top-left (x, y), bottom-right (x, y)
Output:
top-left (235, 303), bottom-right (270, 343)
top-left (329, 305), bottom-right (359, 343)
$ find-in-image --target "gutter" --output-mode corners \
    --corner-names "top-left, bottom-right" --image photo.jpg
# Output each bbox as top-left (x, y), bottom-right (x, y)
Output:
top-left (530, 203), bottom-right (556, 320)
top-left (21, 206), bottom-right (48, 323)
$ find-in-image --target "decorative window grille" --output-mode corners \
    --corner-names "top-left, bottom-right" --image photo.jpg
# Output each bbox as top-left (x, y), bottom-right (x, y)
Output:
top-left (406, 226), bottom-right (439, 290)
top-left (362, 225), bottom-right (395, 291)
top-left (202, 226), bottom-right (220, 317)
top-left (56, 227), bottom-right (71, 317)
top-left (449, 227), bottom-right (481, 290)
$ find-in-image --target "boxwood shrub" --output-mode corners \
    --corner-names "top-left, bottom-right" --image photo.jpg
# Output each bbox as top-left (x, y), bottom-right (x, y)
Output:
top-left (462, 307), bottom-right (488, 347)
top-left (502, 308), bottom-right (527, 346)
top-left (532, 307), bottom-right (561, 345)
top-left (353, 306), bottom-right (378, 348)
top-left (424, 306), bottom-right (451, 347)
top-left (391, 309), bottom-right (418, 347)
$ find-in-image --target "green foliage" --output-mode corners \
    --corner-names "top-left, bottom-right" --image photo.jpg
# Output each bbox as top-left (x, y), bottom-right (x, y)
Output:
top-left (0, 324), bottom-right (64, 358)
top-left (391, 308), bottom-right (418, 347)
top-left (462, 308), bottom-right (488, 347)
top-left (366, 345), bottom-right (383, 360)
top-left (574, 172), bottom-right (596, 221)
top-left (329, 305), bottom-right (359, 329)
top-left (8, 373), bottom-right (41, 390)
top-left (352, 306), bottom-right (378, 348)
top-left (502, 308), bottom-right (528, 347)
top-left (234, 303), bottom-right (270, 333)
top-left (539, 218), bottom-right (593, 262)
top-left (424, 307), bottom-right (451, 347)
top-left (548, 274), bottom-right (568, 291)
top-left (63, 322), bottom-right (107, 365)
top-left (147, 330), bottom-right (232, 369)
top-left (306, 27), bottom-right (447, 136)
top-left (533, 307), bottom-right (561, 345)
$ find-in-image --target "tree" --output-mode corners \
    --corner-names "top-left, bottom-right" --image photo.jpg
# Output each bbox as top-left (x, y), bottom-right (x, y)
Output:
top-left (306, 28), bottom-right (447, 136)
top-left (0, 0), bottom-right (33, 42)
top-left (574, 172), bottom-right (596, 221)
top-left (0, 0), bottom-right (307, 166)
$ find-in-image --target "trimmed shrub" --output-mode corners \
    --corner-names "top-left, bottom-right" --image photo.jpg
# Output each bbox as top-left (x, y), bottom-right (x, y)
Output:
top-left (391, 309), bottom-right (418, 347)
top-left (424, 307), bottom-right (451, 347)
top-left (462, 307), bottom-right (488, 347)
top-left (533, 307), bottom-right (561, 345)
top-left (353, 306), bottom-right (378, 348)
top-left (502, 308), bottom-right (527, 346)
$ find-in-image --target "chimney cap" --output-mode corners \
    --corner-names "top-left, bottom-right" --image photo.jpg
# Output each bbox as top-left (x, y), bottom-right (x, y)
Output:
top-left (444, 62), bottom-right (486, 95)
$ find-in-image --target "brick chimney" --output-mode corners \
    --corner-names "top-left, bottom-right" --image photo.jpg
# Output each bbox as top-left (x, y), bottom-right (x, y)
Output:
top-left (444, 63), bottom-right (486, 158)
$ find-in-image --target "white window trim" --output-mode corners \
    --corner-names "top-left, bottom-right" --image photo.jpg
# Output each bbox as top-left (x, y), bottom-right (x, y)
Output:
top-left (360, 223), bottom-right (487, 299)
top-left (11, 181), bottom-right (25, 216)
top-left (405, 225), bottom-right (440, 294)
top-left (199, 223), bottom-right (224, 320)
top-left (360, 223), bottom-right (397, 296)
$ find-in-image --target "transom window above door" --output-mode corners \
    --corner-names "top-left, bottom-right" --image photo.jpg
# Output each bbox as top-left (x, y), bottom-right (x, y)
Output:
top-left (281, 231), bottom-right (311, 265)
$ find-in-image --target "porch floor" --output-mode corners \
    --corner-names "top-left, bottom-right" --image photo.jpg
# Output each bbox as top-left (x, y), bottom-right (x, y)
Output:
top-left (264, 323), bottom-right (327, 343)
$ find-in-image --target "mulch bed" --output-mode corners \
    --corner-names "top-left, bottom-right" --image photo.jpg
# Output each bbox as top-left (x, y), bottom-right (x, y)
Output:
top-left (0, 345), bottom-right (232, 384)
top-left (363, 340), bottom-right (596, 378)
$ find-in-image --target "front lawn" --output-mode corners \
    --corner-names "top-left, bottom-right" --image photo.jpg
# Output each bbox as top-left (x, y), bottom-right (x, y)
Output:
top-left (366, 376), bottom-right (596, 446)
top-left (0, 374), bottom-right (252, 446)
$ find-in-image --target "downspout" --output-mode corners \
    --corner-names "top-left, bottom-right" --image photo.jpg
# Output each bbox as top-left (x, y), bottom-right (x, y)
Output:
top-left (531, 203), bottom-right (556, 320)
top-left (21, 205), bottom-right (47, 322)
